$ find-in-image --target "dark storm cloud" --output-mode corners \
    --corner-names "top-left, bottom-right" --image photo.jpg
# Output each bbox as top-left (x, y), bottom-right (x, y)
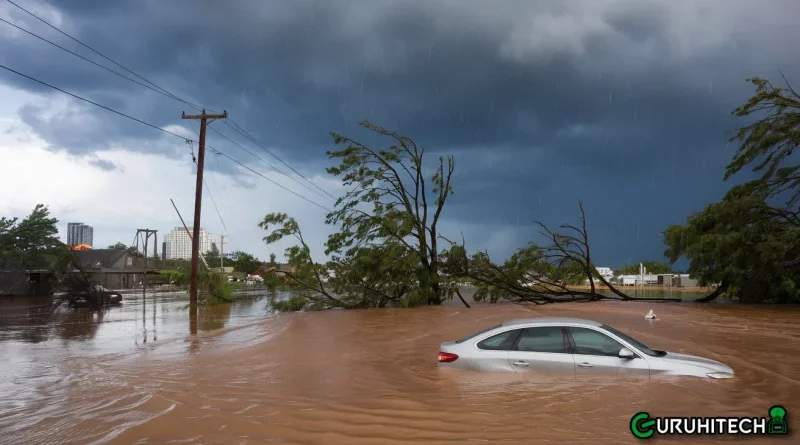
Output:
top-left (1, 0), bottom-right (799, 264)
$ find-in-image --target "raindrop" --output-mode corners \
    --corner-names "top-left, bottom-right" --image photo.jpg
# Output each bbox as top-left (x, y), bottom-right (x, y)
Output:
top-left (284, 39), bottom-right (288, 52)
top-left (636, 225), bottom-right (640, 240)
top-left (428, 46), bottom-right (433, 60)
top-left (609, 91), bottom-right (613, 103)
top-left (489, 98), bottom-right (494, 115)
top-left (709, 80), bottom-right (713, 95)
top-left (516, 216), bottom-right (520, 228)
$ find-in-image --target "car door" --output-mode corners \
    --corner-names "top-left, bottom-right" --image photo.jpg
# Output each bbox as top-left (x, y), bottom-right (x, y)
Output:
top-left (506, 326), bottom-right (576, 376)
top-left (566, 327), bottom-right (650, 377)
top-left (470, 328), bottom-right (522, 372)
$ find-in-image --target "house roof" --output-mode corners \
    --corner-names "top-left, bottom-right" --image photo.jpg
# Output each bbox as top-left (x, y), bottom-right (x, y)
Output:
top-left (74, 249), bottom-right (132, 269)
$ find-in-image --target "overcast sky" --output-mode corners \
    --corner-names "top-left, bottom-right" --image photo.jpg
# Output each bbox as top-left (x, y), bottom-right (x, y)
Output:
top-left (1, 0), bottom-right (799, 268)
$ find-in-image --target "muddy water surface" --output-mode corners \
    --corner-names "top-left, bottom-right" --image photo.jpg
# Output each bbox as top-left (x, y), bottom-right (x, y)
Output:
top-left (0, 294), bottom-right (798, 444)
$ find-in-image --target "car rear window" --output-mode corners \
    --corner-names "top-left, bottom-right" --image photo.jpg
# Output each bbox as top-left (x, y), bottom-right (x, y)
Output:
top-left (454, 324), bottom-right (502, 343)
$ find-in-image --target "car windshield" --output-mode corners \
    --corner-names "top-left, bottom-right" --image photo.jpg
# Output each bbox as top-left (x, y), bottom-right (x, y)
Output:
top-left (455, 324), bottom-right (502, 343)
top-left (600, 324), bottom-right (665, 357)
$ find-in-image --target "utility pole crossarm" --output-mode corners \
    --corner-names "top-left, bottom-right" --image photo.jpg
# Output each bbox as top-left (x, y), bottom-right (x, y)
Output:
top-left (182, 110), bottom-right (228, 121)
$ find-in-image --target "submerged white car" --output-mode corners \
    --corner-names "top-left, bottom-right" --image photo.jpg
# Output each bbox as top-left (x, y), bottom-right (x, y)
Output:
top-left (437, 317), bottom-right (734, 379)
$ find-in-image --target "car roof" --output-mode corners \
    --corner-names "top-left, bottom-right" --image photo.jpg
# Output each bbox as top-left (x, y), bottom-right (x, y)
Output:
top-left (501, 317), bottom-right (602, 327)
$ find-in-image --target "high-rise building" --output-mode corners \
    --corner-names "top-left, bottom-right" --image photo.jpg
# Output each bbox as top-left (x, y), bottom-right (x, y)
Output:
top-left (164, 227), bottom-right (213, 260)
top-left (66, 223), bottom-right (94, 247)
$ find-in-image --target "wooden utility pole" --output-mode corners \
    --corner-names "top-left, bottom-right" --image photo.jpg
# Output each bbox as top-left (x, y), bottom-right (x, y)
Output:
top-left (182, 109), bottom-right (228, 307)
top-left (219, 235), bottom-right (227, 271)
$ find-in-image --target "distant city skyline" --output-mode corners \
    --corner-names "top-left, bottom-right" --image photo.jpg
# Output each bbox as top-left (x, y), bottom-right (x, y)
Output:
top-left (66, 222), bottom-right (93, 247)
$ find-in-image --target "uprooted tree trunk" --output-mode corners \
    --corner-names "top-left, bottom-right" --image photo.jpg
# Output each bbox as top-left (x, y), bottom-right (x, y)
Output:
top-left (442, 200), bottom-right (725, 305)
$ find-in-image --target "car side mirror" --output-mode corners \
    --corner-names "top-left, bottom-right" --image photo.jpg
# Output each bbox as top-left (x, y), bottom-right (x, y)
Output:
top-left (618, 348), bottom-right (635, 359)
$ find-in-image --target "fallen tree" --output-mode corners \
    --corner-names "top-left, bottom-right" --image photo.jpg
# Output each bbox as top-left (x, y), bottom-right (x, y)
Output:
top-left (662, 75), bottom-right (800, 304)
top-left (259, 120), bottom-right (464, 311)
top-left (441, 200), bottom-right (723, 305)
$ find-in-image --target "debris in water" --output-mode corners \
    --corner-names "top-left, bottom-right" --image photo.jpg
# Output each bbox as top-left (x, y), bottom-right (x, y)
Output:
top-left (645, 309), bottom-right (657, 320)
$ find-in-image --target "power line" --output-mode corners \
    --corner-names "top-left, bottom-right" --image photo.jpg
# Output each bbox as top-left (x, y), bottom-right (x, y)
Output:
top-left (0, 62), bottom-right (330, 213)
top-left (188, 145), bottom-right (230, 236)
top-left (0, 16), bottom-right (207, 111)
top-left (5, 0), bottom-right (334, 205)
top-left (207, 144), bottom-right (332, 212)
top-left (204, 179), bottom-right (229, 235)
top-left (223, 119), bottom-right (337, 200)
top-left (5, 0), bottom-right (217, 112)
top-left (0, 62), bottom-right (189, 140)
top-left (208, 124), bottom-right (333, 202)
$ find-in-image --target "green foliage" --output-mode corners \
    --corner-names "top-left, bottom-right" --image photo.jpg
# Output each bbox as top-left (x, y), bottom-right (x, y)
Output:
top-left (0, 204), bottom-right (64, 270)
top-left (271, 294), bottom-right (308, 312)
top-left (203, 271), bottom-right (234, 304)
top-left (158, 268), bottom-right (187, 286)
top-left (663, 75), bottom-right (800, 303)
top-left (616, 261), bottom-right (673, 275)
top-left (324, 120), bottom-right (456, 305)
top-left (663, 183), bottom-right (800, 303)
top-left (228, 250), bottom-right (263, 275)
top-left (259, 121), bottom-right (459, 310)
top-left (440, 201), bottom-right (630, 304)
top-left (726, 76), bottom-right (800, 209)
top-left (108, 242), bottom-right (137, 253)
top-left (268, 253), bottom-right (277, 267)
top-left (327, 241), bottom-right (421, 308)
top-left (259, 213), bottom-right (344, 309)
top-left (205, 243), bottom-right (222, 267)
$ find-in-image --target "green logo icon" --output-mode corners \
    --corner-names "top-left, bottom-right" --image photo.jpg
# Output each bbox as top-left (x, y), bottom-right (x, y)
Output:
top-left (767, 405), bottom-right (788, 435)
top-left (630, 412), bottom-right (656, 439)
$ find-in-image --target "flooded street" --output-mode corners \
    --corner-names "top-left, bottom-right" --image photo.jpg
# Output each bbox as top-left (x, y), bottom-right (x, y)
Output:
top-left (0, 294), bottom-right (798, 444)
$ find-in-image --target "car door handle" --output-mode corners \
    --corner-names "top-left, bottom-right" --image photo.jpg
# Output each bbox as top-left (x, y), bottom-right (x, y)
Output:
top-left (577, 362), bottom-right (594, 368)
top-left (512, 361), bottom-right (530, 367)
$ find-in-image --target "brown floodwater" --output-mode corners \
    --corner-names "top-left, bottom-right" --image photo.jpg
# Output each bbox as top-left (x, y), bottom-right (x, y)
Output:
top-left (0, 291), bottom-right (798, 444)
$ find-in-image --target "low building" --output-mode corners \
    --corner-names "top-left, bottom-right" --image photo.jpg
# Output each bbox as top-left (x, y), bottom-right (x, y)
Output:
top-left (256, 263), bottom-right (295, 277)
top-left (618, 274), bottom-right (659, 286)
top-left (73, 249), bottom-right (157, 289)
top-left (656, 274), bottom-right (673, 286)
top-left (0, 261), bottom-right (56, 296)
top-left (673, 274), bottom-right (699, 287)
top-left (595, 267), bottom-right (614, 280)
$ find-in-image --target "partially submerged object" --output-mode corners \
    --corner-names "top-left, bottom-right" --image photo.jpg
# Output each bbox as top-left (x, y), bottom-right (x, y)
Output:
top-left (61, 285), bottom-right (123, 307)
top-left (438, 317), bottom-right (734, 379)
top-left (645, 309), bottom-right (657, 320)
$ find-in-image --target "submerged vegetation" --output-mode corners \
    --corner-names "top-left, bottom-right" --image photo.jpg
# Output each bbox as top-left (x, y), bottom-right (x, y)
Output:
top-left (1, 75), bottom-right (797, 308)
top-left (261, 74), bottom-right (800, 310)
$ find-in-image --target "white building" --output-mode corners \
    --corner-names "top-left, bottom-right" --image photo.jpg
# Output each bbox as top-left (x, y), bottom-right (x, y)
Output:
top-left (164, 227), bottom-right (213, 260)
top-left (585, 266), bottom-right (615, 285)
top-left (595, 267), bottom-right (614, 280)
top-left (618, 274), bottom-right (659, 286)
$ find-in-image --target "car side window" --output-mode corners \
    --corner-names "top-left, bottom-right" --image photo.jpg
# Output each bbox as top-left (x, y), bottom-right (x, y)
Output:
top-left (568, 327), bottom-right (627, 357)
top-left (513, 327), bottom-right (568, 353)
top-left (476, 329), bottom-right (520, 351)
